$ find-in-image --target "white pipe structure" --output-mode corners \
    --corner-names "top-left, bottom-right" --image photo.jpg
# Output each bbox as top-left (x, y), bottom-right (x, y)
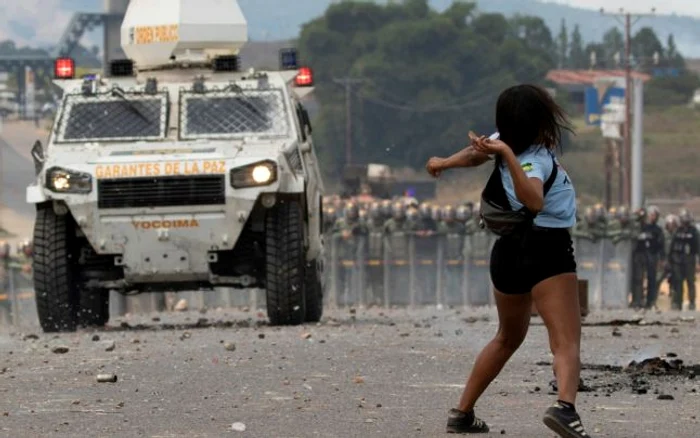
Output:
top-left (631, 78), bottom-right (644, 210)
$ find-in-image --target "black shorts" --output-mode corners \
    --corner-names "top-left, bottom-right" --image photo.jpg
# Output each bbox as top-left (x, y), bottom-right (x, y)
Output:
top-left (489, 227), bottom-right (577, 295)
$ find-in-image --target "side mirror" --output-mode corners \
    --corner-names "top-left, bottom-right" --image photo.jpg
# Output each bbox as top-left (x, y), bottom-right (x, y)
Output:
top-left (31, 140), bottom-right (44, 176)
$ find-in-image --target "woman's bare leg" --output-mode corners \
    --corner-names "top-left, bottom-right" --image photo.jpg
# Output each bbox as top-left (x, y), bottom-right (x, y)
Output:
top-left (457, 290), bottom-right (532, 412)
top-left (532, 273), bottom-right (581, 404)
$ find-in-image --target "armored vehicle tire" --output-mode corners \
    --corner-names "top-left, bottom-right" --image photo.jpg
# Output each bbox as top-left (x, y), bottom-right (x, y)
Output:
top-left (265, 199), bottom-right (307, 326)
top-left (33, 203), bottom-right (80, 333)
top-left (304, 259), bottom-right (324, 323)
top-left (79, 289), bottom-right (110, 328)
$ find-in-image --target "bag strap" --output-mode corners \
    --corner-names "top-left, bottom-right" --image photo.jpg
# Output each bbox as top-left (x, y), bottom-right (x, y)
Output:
top-left (542, 155), bottom-right (558, 196)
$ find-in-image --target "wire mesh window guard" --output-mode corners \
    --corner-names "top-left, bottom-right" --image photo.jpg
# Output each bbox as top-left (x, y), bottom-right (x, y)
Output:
top-left (56, 92), bottom-right (168, 143)
top-left (179, 89), bottom-right (291, 140)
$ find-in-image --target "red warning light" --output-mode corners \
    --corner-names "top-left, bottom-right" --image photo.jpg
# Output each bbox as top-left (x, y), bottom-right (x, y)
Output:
top-left (54, 58), bottom-right (75, 79)
top-left (295, 67), bottom-right (314, 87)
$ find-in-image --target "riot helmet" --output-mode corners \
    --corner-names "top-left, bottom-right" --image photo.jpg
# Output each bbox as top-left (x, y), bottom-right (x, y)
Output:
top-left (455, 205), bottom-right (471, 223)
top-left (430, 205), bottom-right (441, 222)
top-left (419, 202), bottom-right (432, 220)
top-left (583, 206), bottom-right (595, 224)
top-left (392, 202), bottom-right (406, 220)
top-left (617, 205), bottom-right (630, 224)
top-left (679, 208), bottom-right (692, 225)
top-left (380, 200), bottom-right (392, 218)
top-left (647, 205), bottom-right (660, 224)
top-left (344, 202), bottom-right (359, 221)
top-left (406, 206), bottom-right (419, 222)
top-left (665, 214), bottom-right (679, 232)
top-left (442, 205), bottom-right (456, 223)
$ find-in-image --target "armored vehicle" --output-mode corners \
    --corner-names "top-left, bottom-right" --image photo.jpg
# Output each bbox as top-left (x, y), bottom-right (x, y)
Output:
top-left (26, 0), bottom-right (325, 332)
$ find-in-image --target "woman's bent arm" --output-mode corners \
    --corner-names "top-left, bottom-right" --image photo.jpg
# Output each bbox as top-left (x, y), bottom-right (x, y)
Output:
top-left (442, 146), bottom-right (491, 169)
top-left (501, 149), bottom-right (544, 213)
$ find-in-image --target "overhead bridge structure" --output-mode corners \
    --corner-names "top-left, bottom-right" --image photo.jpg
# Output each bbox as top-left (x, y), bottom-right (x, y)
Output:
top-left (0, 0), bottom-right (129, 118)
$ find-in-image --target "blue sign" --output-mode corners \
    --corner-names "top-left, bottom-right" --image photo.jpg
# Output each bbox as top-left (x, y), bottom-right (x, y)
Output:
top-left (584, 86), bottom-right (625, 126)
top-left (651, 68), bottom-right (680, 78)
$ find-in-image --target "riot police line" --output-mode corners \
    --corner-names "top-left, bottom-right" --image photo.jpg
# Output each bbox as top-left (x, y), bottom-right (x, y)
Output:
top-left (323, 199), bottom-right (699, 311)
top-left (323, 229), bottom-right (640, 309)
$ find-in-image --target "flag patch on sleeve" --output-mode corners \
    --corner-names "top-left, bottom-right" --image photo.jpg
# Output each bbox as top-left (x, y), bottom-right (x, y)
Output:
top-left (521, 162), bottom-right (533, 172)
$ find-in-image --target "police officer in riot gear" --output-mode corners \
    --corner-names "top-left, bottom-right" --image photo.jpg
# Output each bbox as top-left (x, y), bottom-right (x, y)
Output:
top-left (631, 206), bottom-right (665, 309)
top-left (332, 202), bottom-right (366, 304)
top-left (365, 202), bottom-right (386, 304)
top-left (663, 214), bottom-right (680, 308)
top-left (670, 209), bottom-right (699, 310)
top-left (418, 202), bottom-right (438, 232)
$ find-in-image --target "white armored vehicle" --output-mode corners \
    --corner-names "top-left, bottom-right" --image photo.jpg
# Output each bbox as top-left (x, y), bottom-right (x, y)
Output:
top-left (27, 0), bottom-right (325, 332)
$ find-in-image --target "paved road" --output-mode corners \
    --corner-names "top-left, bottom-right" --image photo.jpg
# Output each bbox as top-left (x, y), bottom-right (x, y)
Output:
top-left (1, 307), bottom-right (698, 438)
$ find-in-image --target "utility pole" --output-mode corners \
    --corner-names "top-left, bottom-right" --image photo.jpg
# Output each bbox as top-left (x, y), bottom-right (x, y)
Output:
top-left (332, 77), bottom-right (365, 167)
top-left (600, 7), bottom-right (655, 206)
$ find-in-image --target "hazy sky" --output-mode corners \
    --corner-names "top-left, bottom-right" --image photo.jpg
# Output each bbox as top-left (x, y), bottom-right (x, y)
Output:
top-left (543, 0), bottom-right (700, 17)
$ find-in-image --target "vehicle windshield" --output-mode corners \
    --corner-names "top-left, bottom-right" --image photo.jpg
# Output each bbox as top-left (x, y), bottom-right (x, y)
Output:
top-left (55, 92), bottom-right (168, 143)
top-left (179, 89), bottom-right (291, 140)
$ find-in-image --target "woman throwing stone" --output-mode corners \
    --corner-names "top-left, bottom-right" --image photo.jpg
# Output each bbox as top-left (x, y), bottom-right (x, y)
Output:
top-left (426, 84), bottom-right (591, 438)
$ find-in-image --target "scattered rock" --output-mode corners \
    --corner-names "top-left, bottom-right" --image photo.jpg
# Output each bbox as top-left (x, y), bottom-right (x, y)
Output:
top-left (626, 357), bottom-right (684, 376)
top-left (224, 342), bottom-right (236, 352)
top-left (376, 404), bottom-right (382, 408)
top-left (231, 421), bottom-right (246, 431)
top-left (649, 334), bottom-right (659, 339)
top-left (96, 374), bottom-right (118, 383)
top-left (657, 394), bottom-right (674, 400)
top-left (131, 338), bottom-right (141, 344)
top-left (349, 308), bottom-right (357, 315)
top-left (174, 299), bottom-right (188, 312)
top-left (612, 328), bottom-right (622, 337)
top-left (152, 316), bottom-right (161, 322)
top-left (500, 430), bottom-right (506, 435)
top-left (23, 334), bottom-right (39, 341)
top-left (51, 345), bottom-right (69, 354)
top-left (670, 328), bottom-right (680, 334)
top-left (91, 334), bottom-right (100, 342)
top-left (258, 333), bottom-right (265, 339)
top-left (534, 386), bottom-right (541, 392)
top-left (353, 376), bottom-right (365, 384)
top-left (180, 332), bottom-right (191, 341)
top-left (455, 329), bottom-right (464, 336)
top-left (399, 333), bottom-right (410, 337)
top-left (116, 401), bottom-right (125, 408)
top-left (301, 333), bottom-right (312, 340)
top-left (103, 341), bottom-right (116, 352)
top-left (680, 316), bottom-right (695, 323)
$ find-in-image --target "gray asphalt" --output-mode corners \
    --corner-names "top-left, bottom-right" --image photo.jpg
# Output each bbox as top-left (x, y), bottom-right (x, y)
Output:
top-left (1, 307), bottom-right (698, 438)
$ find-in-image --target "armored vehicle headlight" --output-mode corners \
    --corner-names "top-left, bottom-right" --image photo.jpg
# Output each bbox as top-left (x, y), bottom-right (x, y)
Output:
top-left (46, 167), bottom-right (92, 194)
top-left (231, 161), bottom-right (277, 189)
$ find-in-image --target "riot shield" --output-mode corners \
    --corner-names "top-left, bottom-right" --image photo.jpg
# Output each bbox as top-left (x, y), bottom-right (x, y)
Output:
top-left (386, 231), bottom-right (412, 306)
top-left (364, 232), bottom-right (385, 307)
top-left (602, 239), bottom-right (632, 308)
top-left (574, 237), bottom-right (604, 309)
top-left (440, 233), bottom-right (466, 307)
top-left (466, 231), bottom-right (493, 306)
top-left (332, 235), bottom-right (362, 307)
top-left (414, 233), bottom-right (439, 305)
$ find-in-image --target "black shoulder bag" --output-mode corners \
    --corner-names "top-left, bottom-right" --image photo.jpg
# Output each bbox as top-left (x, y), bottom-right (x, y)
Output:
top-left (479, 154), bottom-right (558, 237)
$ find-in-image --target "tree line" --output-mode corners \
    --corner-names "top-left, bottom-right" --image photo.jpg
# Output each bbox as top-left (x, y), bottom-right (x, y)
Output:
top-left (296, 0), bottom-right (697, 174)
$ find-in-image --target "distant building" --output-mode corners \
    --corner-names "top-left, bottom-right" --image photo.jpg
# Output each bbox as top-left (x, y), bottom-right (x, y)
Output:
top-left (546, 69), bottom-right (652, 110)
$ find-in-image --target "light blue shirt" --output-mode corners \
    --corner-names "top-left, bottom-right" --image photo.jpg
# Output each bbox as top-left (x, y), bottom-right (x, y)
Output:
top-left (500, 145), bottom-right (577, 228)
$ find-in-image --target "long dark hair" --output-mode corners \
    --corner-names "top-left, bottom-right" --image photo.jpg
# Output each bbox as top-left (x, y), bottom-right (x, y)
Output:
top-left (495, 84), bottom-right (574, 155)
